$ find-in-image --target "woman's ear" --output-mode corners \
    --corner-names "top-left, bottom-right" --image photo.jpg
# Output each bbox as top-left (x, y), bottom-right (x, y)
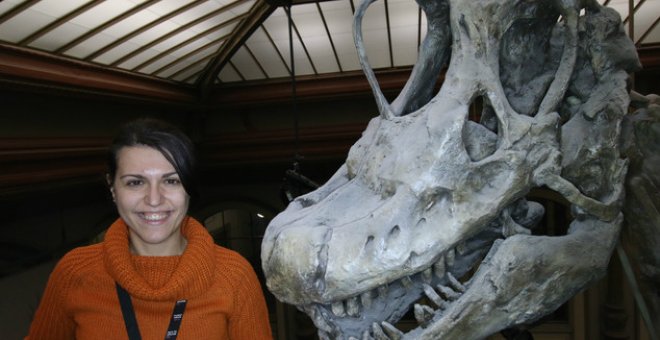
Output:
top-left (106, 174), bottom-right (116, 202)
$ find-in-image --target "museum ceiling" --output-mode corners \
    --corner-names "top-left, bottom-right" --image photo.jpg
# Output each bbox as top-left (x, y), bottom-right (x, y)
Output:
top-left (0, 0), bottom-right (659, 104)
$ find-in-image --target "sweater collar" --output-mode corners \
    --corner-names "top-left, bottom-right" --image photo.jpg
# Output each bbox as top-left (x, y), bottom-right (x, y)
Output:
top-left (103, 216), bottom-right (216, 301)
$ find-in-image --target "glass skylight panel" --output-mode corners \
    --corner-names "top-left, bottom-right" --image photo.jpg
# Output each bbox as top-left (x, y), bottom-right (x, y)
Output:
top-left (230, 46), bottom-right (266, 80)
top-left (305, 35), bottom-right (341, 73)
top-left (139, 51), bottom-right (186, 74)
top-left (280, 38), bottom-right (316, 76)
top-left (244, 28), bottom-right (290, 78)
top-left (292, 4), bottom-right (329, 38)
top-left (261, 7), bottom-right (290, 42)
top-left (131, 20), bottom-right (184, 46)
top-left (69, 1), bottom-right (139, 29)
top-left (389, 0), bottom-right (420, 67)
top-left (0, 0), bottom-right (656, 85)
top-left (229, 0), bottom-right (258, 18)
top-left (170, 61), bottom-right (206, 83)
top-left (29, 23), bottom-right (87, 51)
top-left (64, 32), bottom-right (117, 59)
top-left (116, 48), bottom-right (162, 70)
top-left (218, 63), bottom-right (243, 82)
top-left (391, 24), bottom-right (419, 67)
top-left (95, 22), bottom-right (181, 65)
top-left (158, 41), bottom-right (221, 78)
top-left (165, 0), bottom-right (217, 27)
top-left (28, 1), bottom-right (139, 52)
top-left (140, 34), bottom-right (228, 74)
top-left (93, 40), bottom-right (144, 64)
top-left (359, 0), bottom-right (391, 69)
top-left (279, 37), bottom-right (316, 76)
top-left (319, 0), bottom-right (361, 72)
top-left (143, 0), bottom-right (197, 18)
top-left (118, 11), bottom-right (242, 72)
top-left (87, 1), bottom-right (199, 65)
top-left (642, 25), bottom-right (659, 44)
top-left (178, 25), bottom-right (234, 53)
top-left (135, 21), bottom-right (233, 73)
top-left (0, 0), bottom-right (23, 15)
top-left (261, 8), bottom-right (294, 69)
top-left (30, 0), bottom-right (88, 20)
top-left (293, 4), bottom-right (339, 73)
top-left (630, 1), bottom-right (660, 43)
top-left (261, 7), bottom-right (321, 76)
top-left (0, 6), bottom-right (54, 43)
top-left (90, 9), bottom-right (159, 45)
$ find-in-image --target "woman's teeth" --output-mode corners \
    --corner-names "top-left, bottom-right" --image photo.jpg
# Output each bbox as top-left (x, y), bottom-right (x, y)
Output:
top-left (142, 213), bottom-right (167, 221)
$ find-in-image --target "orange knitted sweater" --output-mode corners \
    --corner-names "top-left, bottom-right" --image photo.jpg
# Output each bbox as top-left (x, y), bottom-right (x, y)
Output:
top-left (26, 217), bottom-right (273, 340)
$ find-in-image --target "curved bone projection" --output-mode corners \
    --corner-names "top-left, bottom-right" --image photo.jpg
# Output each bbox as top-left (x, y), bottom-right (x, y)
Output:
top-left (261, 0), bottom-right (641, 338)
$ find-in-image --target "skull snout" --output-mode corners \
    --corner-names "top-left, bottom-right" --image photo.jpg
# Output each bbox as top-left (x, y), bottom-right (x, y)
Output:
top-left (262, 224), bottom-right (331, 305)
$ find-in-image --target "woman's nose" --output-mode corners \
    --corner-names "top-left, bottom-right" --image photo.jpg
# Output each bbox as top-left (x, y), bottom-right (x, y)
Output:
top-left (145, 184), bottom-right (163, 206)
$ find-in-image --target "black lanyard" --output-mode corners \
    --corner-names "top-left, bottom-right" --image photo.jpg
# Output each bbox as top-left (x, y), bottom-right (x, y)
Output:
top-left (115, 283), bottom-right (187, 340)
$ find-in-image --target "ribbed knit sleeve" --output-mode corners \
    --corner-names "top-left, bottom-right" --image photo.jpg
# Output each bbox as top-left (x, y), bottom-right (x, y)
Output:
top-left (221, 249), bottom-right (273, 340)
top-left (25, 245), bottom-right (101, 339)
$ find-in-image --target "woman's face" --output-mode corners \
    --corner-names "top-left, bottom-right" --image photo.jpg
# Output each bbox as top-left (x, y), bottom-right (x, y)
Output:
top-left (110, 145), bottom-right (190, 256)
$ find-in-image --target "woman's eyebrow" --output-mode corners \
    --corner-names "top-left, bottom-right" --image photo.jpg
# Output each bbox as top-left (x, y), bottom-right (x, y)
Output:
top-left (119, 174), bottom-right (145, 179)
top-left (118, 172), bottom-right (177, 179)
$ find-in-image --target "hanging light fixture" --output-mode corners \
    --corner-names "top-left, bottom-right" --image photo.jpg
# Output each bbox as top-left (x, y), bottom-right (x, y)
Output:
top-left (279, 1), bottom-right (319, 204)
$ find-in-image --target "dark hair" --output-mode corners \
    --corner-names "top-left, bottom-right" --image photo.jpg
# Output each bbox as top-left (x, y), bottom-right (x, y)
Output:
top-left (107, 118), bottom-right (198, 199)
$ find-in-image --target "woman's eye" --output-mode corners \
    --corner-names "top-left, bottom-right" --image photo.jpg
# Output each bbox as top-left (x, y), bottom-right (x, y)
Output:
top-left (126, 180), bottom-right (143, 186)
top-left (165, 178), bottom-right (181, 185)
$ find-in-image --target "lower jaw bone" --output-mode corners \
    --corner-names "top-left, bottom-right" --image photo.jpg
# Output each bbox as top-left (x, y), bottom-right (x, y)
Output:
top-left (306, 213), bottom-right (620, 340)
top-left (396, 216), bottom-right (621, 340)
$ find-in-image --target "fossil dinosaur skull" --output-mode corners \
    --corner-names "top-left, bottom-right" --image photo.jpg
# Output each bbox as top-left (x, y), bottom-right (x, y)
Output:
top-left (261, 0), bottom-right (641, 339)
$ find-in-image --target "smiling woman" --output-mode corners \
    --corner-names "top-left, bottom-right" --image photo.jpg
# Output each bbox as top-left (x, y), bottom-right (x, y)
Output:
top-left (110, 145), bottom-right (191, 256)
top-left (25, 118), bottom-right (273, 340)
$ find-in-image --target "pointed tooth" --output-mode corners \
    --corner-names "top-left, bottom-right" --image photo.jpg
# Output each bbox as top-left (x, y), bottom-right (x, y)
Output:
top-left (312, 307), bottom-right (333, 332)
top-left (362, 330), bottom-right (374, 340)
top-left (332, 301), bottom-right (346, 317)
top-left (381, 322), bottom-right (404, 340)
top-left (414, 303), bottom-right (435, 323)
top-left (456, 240), bottom-right (468, 255)
top-left (401, 275), bottom-right (413, 288)
top-left (437, 284), bottom-right (461, 300)
top-left (372, 322), bottom-right (389, 340)
top-left (378, 284), bottom-right (388, 298)
top-left (433, 257), bottom-right (446, 279)
top-left (318, 330), bottom-right (332, 340)
top-left (422, 283), bottom-right (448, 309)
top-left (349, 337), bottom-right (359, 340)
top-left (445, 248), bottom-right (455, 267)
top-left (447, 272), bottom-right (466, 293)
top-left (346, 296), bottom-right (360, 317)
top-left (422, 267), bottom-right (433, 283)
top-left (361, 290), bottom-right (375, 308)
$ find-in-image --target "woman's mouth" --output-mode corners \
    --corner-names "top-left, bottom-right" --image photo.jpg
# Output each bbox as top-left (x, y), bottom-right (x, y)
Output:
top-left (139, 212), bottom-right (170, 223)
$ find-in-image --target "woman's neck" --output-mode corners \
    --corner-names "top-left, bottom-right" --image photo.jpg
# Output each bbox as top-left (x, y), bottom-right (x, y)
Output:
top-left (129, 236), bottom-right (188, 256)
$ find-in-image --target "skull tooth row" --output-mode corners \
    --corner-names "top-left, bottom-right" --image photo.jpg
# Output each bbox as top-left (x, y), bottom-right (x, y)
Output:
top-left (339, 275), bottom-right (466, 340)
top-left (327, 244), bottom-right (467, 318)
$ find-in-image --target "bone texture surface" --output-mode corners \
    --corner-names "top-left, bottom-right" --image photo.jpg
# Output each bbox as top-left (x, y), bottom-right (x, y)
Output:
top-left (261, 0), bottom-right (643, 338)
top-left (620, 91), bottom-right (660, 337)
